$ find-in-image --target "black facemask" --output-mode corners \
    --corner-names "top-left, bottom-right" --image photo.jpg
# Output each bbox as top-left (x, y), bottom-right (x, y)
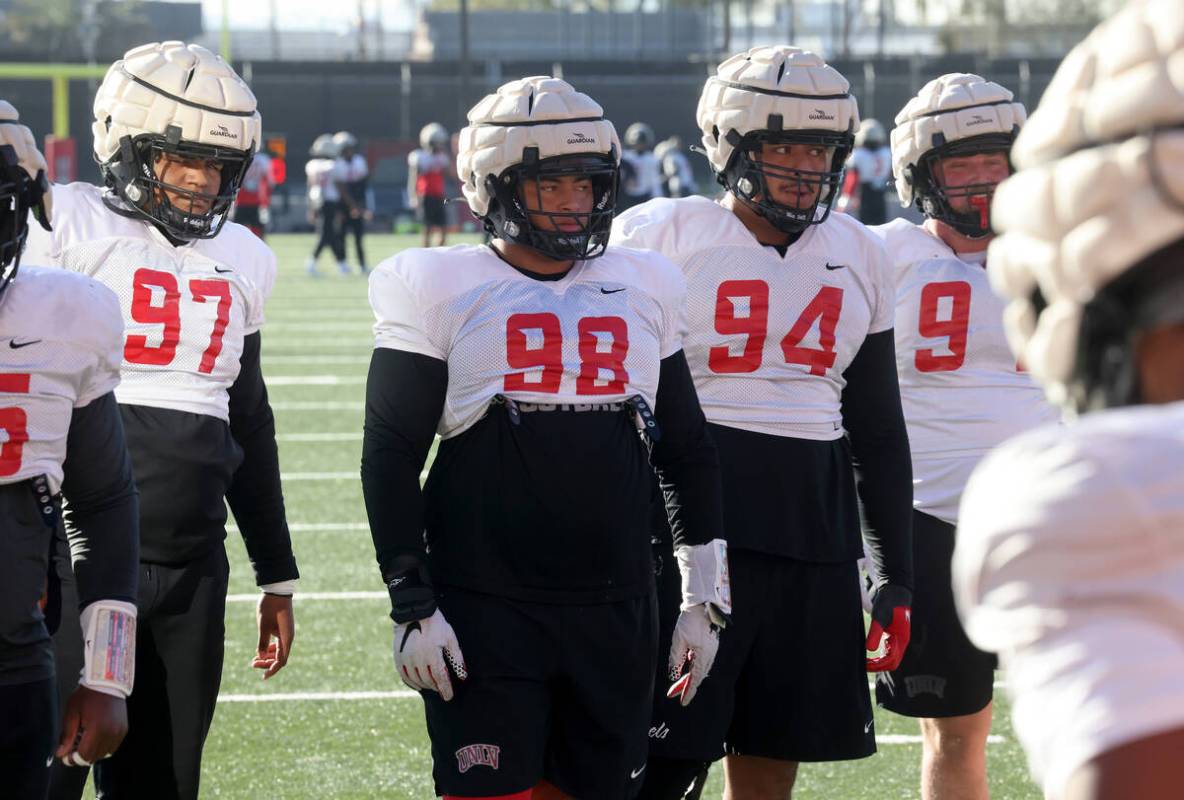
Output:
top-left (719, 129), bottom-right (852, 235)
top-left (101, 128), bottom-right (253, 241)
top-left (483, 151), bottom-right (619, 262)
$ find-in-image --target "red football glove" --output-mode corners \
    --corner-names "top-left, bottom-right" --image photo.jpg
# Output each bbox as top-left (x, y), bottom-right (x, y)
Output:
top-left (865, 584), bottom-right (912, 673)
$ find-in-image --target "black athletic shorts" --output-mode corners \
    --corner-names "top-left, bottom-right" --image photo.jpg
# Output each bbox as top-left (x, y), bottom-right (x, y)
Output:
top-left (875, 509), bottom-right (997, 718)
top-left (424, 587), bottom-right (657, 798)
top-left (647, 548), bottom-right (876, 764)
top-left (419, 195), bottom-right (446, 227)
top-left (0, 677), bottom-right (56, 800)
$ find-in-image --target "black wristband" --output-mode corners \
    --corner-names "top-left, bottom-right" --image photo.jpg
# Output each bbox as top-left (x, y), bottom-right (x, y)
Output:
top-left (384, 560), bottom-right (438, 624)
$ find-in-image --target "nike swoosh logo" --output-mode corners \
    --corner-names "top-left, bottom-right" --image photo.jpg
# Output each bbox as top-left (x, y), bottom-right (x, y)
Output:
top-left (825, 263), bottom-right (847, 271)
top-left (631, 765), bottom-right (647, 779)
top-left (214, 266), bottom-right (234, 273)
top-left (389, 577), bottom-right (405, 587)
top-left (600, 287), bottom-right (626, 294)
top-left (864, 720), bottom-right (874, 734)
top-left (9, 339), bottom-right (41, 349)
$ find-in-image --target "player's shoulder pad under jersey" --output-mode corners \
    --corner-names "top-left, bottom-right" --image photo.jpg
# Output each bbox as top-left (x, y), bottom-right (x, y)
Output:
top-left (599, 243), bottom-right (688, 307)
top-left (22, 182), bottom-right (103, 261)
top-left (869, 217), bottom-right (952, 271)
top-left (610, 195), bottom-right (729, 261)
top-left (8, 265), bottom-right (124, 358)
top-left (195, 219), bottom-right (279, 301)
top-left (371, 244), bottom-right (495, 308)
top-left (955, 403), bottom-right (1184, 652)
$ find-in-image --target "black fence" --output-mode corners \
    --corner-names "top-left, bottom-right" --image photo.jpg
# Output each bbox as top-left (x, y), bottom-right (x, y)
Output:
top-left (0, 54), bottom-right (1064, 221)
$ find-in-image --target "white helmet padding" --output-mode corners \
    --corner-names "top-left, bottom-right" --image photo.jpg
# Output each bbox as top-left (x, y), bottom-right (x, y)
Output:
top-left (891, 73), bottom-right (1025, 237)
top-left (92, 41), bottom-right (261, 240)
top-left (696, 46), bottom-right (859, 234)
top-left (988, 0), bottom-right (1184, 410)
top-left (457, 76), bottom-right (621, 260)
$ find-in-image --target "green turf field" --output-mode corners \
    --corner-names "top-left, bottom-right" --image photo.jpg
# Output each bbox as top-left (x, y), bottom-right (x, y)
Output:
top-left (92, 232), bottom-right (1042, 798)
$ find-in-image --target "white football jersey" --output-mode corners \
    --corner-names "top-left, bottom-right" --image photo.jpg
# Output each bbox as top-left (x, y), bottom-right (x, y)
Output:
top-left (954, 402), bottom-right (1184, 798)
top-left (611, 196), bottom-right (894, 441)
top-left (874, 218), bottom-right (1057, 524)
top-left (848, 145), bottom-right (892, 188)
top-left (370, 244), bottom-right (685, 440)
top-left (23, 182), bottom-right (277, 423)
top-left (0, 266), bottom-right (123, 493)
top-left (621, 150), bottom-right (664, 199)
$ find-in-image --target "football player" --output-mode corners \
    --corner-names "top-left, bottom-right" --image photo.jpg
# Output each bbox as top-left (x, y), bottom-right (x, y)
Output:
top-left (304, 132), bottom-right (346, 276)
top-left (837, 118), bottom-right (892, 225)
top-left (954, 2), bottom-right (1184, 798)
top-left (868, 73), bottom-right (1058, 800)
top-left (22, 43), bottom-right (299, 800)
top-left (407, 123), bottom-right (451, 247)
top-left (333, 131), bottom-right (370, 273)
top-left (363, 76), bottom-right (729, 800)
top-left (611, 46), bottom-right (914, 799)
top-left (0, 102), bottom-right (138, 799)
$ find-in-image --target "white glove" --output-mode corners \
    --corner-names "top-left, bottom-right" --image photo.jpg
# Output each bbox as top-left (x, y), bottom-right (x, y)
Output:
top-left (667, 603), bottom-right (721, 706)
top-left (667, 538), bottom-right (731, 706)
top-left (393, 609), bottom-right (468, 701)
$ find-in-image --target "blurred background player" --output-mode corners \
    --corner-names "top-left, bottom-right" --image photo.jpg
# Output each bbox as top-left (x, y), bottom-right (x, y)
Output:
top-left (233, 147), bottom-right (272, 239)
top-left (333, 130), bottom-right (371, 274)
top-left (407, 122), bottom-right (450, 247)
top-left (363, 75), bottom-right (729, 800)
top-left (870, 73), bottom-right (1057, 800)
top-left (613, 46), bottom-right (914, 800)
top-left (0, 101), bottom-right (139, 800)
top-left (955, 2), bottom-right (1184, 798)
top-left (619, 121), bottom-right (664, 210)
top-left (655, 136), bottom-right (698, 199)
top-left (837, 118), bottom-right (892, 224)
top-left (304, 133), bottom-right (348, 276)
top-left (24, 43), bottom-right (299, 800)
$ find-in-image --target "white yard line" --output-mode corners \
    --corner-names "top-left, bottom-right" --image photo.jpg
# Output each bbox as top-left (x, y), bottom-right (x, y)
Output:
top-left (218, 690), bottom-right (417, 702)
top-left (263, 355), bottom-right (371, 364)
top-left (279, 469), bottom-right (428, 481)
top-left (226, 591), bottom-right (384, 602)
top-left (877, 734), bottom-right (1005, 745)
top-left (280, 471), bottom-right (358, 481)
top-left (228, 521), bottom-right (369, 533)
top-left (267, 375), bottom-right (367, 385)
top-left (276, 432), bottom-right (363, 442)
top-left (266, 339), bottom-right (375, 349)
top-left (271, 401), bottom-right (364, 410)
top-left (263, 322), bottom-right (374, 332)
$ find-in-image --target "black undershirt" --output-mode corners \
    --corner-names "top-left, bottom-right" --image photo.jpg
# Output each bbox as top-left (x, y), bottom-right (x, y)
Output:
top-left (361, 347), bottom-right (723, 604)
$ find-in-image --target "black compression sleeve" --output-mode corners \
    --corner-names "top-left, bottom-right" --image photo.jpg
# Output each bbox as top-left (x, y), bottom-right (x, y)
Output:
top-left (840, 329), bottom-right (914, 591)
top-left (650, 350), bottom-right (724, 548)
top-left (60, 391), bottom-right (139, 608)
top-left (227, 331), bottom-right (299, 586)
top-left (360, 347), bottom-right (447, 579)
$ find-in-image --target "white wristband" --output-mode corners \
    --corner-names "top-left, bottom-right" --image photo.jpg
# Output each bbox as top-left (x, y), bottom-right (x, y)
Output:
top-left (675, 538), bottom-right (732, 615)
top-left (260, 579), bottom-right (297, 596)
top-left (79, 599), bottom-right (137, 698)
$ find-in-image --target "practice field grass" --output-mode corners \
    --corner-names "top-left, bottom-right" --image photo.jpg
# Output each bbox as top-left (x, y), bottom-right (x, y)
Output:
top-left (87, 232), bottom-right (1041, 799)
